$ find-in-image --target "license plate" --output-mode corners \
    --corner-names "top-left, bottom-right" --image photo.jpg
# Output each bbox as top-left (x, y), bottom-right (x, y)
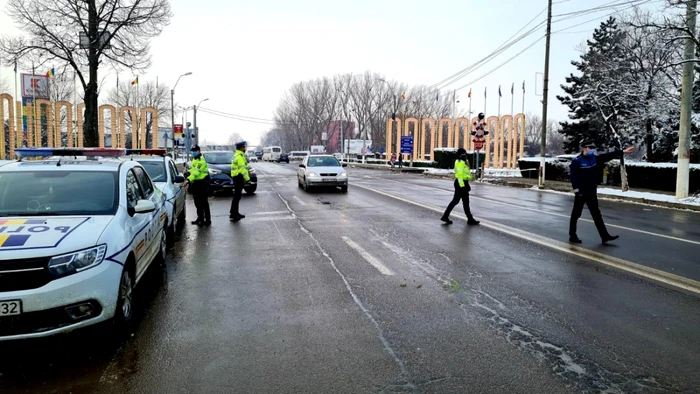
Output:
top-left (322, 178), bottom-right (337, 182)
top-left (0, 300), bottom-right (21, 316)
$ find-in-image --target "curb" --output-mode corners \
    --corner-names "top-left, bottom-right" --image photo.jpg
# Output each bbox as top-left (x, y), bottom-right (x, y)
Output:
top-left (348, 165), bottom-right (700, 212)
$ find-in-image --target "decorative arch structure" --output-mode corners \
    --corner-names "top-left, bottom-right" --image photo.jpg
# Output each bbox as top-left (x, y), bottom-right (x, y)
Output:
top-left (0, 94), bottom-right (15, 159)
top-left (99, 105), bottom-right (117, 148)
top-left (142, 107), bottom-right (159, 149)
top-left (54, 101), bottom-right (73, 148)
top-left (514, 113), bottom-right (526, 162)
top-left (421, 118), bottom-right (436, 161)
top-left (404, 117), bottom-right (419, 160)
top-left (500, 115), bottom-right (513, 169)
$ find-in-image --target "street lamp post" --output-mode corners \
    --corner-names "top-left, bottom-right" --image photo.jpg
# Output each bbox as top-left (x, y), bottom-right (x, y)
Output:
top-left (171, 72), bottom-right (192, 155)
top-left (191, 98), bottom-right (209, 150)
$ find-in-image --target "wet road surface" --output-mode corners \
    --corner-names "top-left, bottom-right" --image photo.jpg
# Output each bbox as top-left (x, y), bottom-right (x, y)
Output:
top-left (1, 162), bottom-right (699, 394)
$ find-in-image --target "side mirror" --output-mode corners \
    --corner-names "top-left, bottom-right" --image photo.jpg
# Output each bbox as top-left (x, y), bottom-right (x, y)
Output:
top-left (299, 164), bottom-right (305, 168)
top-left (174, 174), bottom-right (185, 183)
top-left (341, 163), bottom-right (347, 167)
top-left (133, 199), bottom-right (156, 215)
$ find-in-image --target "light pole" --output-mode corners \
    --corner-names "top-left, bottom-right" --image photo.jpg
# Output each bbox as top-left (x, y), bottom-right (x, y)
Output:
top-left (171, 72), bottom-right (192, 154)
top-left (192, 98), bottom-right (209, 150)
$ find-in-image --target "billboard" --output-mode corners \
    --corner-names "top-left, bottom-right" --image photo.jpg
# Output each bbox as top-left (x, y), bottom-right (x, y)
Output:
top-left (310, 145), bottom-right (325, 153)
top-left (21, 74), bottom-right (50, 99)
top-left (344, 139), bottom-right (372, 155)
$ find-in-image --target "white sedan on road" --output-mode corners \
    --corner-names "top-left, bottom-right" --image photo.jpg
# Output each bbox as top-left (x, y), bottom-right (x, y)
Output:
top-left (0, 148), bottom-right (168, 341)
top-left (130, 150), bottom-right (186, 238)
top-left (297, 155), bottom-right (348, 192)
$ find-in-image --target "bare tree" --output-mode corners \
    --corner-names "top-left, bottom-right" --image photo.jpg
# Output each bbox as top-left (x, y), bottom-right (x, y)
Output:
top-left (226, 132), bottom-right (244, 147)
top-left (0, 76), bottom-right (10, 94)
top-left (1, 0), bottom-right (172, 147)
top-left (104, 79), bottom-right (172, 147)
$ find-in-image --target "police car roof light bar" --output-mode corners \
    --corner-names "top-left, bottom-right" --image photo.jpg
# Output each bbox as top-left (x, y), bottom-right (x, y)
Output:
top-left (124, 149), bottom-right (167, 156)
top-left (15, 148), bottom-right (127, 158)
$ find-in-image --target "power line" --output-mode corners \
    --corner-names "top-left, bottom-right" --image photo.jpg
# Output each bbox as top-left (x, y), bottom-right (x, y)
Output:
top-left (197, 108), bottom-right (280, 125)
top-left (428, 0), bottom-right (656, 91)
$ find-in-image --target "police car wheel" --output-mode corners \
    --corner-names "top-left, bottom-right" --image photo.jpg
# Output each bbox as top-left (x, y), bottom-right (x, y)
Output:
top-left (116, 266), bottom-right (135, 325)
top-left (158, 227), bottom-right (167, 264)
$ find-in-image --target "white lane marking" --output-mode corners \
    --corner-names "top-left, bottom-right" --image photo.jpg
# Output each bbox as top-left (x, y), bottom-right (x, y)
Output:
top-left (274, 192), bottom-right (416, 390)
top-left (342, 236), bottom-right (395, 276)
top-left (355, 178), bottom-right (700, 246)
top-left (353, 183), bottom-right (700, 295)
top-left (292, 195), bottom-right (307, 206)
top-left (251, 210), bottom-right (291, 216)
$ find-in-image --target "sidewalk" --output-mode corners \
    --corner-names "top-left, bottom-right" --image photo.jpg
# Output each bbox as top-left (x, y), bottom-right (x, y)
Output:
top-left (348, 163), bottom-right (700, 212)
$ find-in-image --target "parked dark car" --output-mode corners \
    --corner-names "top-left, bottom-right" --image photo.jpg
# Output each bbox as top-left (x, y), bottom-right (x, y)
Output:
top-left (200, 151), bottom-right (258, 194)
top-left (277, 153), bottom-right (289, 163)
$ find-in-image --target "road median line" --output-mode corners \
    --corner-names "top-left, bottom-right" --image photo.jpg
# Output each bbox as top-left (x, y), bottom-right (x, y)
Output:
top-left (353, 183), bottom-right (700, 295)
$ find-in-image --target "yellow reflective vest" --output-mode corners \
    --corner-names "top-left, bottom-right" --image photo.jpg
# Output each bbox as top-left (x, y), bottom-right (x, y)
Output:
top-left (231, 150), bottom-right (250, 182)
top-left (454, 159), bottom-right (472, 187)
top-left (188, 156), bottom-right (209, 182)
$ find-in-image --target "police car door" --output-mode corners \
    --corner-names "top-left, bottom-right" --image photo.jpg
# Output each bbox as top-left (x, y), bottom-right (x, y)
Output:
top-left (133, 166), bottom-right (163, 277)
top-left (167, 159), bottom-right (184, 218)
top-left (125, 169), bottom-right (151, 281)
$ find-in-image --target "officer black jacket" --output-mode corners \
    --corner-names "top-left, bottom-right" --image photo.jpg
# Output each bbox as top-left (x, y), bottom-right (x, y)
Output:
top-left (570, 149), bottom-right (622, 194)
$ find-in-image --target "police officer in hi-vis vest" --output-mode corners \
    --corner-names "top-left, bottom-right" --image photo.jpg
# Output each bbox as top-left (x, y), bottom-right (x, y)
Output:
top-left (441, 148), bottom-right (480, 225)
top-left (229, 141), bottom-right (251, 221)
top-left (184, 145), bottom-right (211, 226)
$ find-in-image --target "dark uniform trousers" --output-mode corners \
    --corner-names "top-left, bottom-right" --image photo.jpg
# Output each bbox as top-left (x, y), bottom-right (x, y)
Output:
top-left (229, 174), bottom-right (244, 217)
top-left (442, 179), bottom-right (475, 220)
top-left (569, 192), bottom-right (610, 238)
top-left (192, 178), bottom-right (211, 222)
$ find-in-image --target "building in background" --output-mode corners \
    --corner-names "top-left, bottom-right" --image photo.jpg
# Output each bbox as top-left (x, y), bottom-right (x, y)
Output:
top-left (326, 120), bottom-right (355, 154)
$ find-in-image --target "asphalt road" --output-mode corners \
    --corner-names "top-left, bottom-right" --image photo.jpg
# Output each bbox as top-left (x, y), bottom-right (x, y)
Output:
top-left (1, 162), bottom-right (699, 394)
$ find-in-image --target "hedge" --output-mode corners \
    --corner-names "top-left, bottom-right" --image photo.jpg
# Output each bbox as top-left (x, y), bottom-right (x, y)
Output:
top-left (434, 149), bottom-right (486, 170)
top-left (518, 157), bottom-right (700, 193)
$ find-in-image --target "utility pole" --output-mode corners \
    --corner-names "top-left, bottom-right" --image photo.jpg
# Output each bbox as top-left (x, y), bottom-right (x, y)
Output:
top-left (539, 0), bottom-right (553, 188)
top-left (677, 0), bottom-right (697, 199)
top-left (193, 105), bottom-right (198, 148)
top-left (170, 88), bottom-right (175, 154)
top-left (340, 119), bottom-right (344, 159)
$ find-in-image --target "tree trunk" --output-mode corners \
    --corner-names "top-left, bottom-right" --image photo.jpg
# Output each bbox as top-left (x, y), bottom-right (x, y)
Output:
top-left (645, 117), bottom-right (653, 162)
top-left (83, 0), bottom-right (99, 147)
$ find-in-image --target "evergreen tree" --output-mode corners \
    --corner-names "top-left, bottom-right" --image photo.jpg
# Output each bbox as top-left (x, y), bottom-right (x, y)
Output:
top-left (557, 18), bottom-right (635, 153)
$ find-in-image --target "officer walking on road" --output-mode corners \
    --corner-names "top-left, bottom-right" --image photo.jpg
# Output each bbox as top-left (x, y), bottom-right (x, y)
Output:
top-left (230, 141), bottom-right (251, 222)
top-left (569, 139), bottom-right (634, 244)
top-left (441, 148), bottom-right (480, 225)
top-left (184, 145), bottom-right (211, 226)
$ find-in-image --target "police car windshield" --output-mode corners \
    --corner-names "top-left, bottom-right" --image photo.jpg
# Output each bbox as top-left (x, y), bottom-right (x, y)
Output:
top-left (137, 161), bottom-right (166, 182)
top-left (0, 171), bottom-right (118, 216)
top-left (203, 152), bottom-right (233, 164)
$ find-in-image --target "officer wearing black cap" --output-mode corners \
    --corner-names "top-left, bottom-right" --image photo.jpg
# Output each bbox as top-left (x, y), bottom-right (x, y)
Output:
top-left (229, 140), bottom-right (251, 221)
top-left (569, 139), bottom-right (633, 244)
top-left (184, 145), bottom-right (211, 225)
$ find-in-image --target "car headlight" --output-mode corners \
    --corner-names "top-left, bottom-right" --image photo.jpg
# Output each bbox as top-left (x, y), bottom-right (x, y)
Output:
top-left (307, 172), bottom-right (318, 177)
top-left (48, 245), bottom-right (107, 279)
top-left (208, 169), bottom-right (222, 175)
top-left (340, 172), bottom-right (347, 177)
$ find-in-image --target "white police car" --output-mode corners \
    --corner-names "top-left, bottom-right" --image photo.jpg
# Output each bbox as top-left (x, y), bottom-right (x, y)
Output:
top-left (126, 150), bottom-right (186, 238)
top-left (0, 148), bottom-right (168, 340)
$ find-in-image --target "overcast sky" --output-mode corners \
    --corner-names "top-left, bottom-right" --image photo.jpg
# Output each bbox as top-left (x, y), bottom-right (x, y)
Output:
top-left (0, 0), bottom-right (665, 145)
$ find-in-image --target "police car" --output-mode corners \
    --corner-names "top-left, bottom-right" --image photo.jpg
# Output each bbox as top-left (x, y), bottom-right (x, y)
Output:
top-left (0, 148), bottom-right (168, 340)
top-left (126, 150), bottom-right (186, 239)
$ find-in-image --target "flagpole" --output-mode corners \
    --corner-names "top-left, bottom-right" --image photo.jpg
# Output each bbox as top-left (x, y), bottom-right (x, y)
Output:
top-left (484, 86), bottom-right (489, 168)
top-left (510, 82), bottom-right (515, 168)
top-left (73, 70), bottom-right (77, 147)
top-left (13, 59), bottom-right (19, 152)
top-left (521, 80), bottom-right (526, 161)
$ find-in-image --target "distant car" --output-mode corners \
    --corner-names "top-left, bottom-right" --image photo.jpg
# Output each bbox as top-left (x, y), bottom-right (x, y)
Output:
top-left (277, 153), bottom-right (289, 163)
top-left (132, 153), bottom-right (187, 239)
top-left (297, 155), bottom-right (348, 192)
top-left (201, 151), bottom-right (258, 195)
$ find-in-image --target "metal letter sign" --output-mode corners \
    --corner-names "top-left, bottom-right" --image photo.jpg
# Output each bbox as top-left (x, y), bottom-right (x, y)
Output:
top-left (400, 136), bottom-right (413, 154)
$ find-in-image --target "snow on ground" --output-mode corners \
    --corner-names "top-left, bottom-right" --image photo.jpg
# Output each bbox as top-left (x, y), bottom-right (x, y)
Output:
top-left (530, 186), bottom-right (700, 207)
top-left (425, 168), bottom-right (452, 175)
top-left (425, 168), bottom-right (522, 177)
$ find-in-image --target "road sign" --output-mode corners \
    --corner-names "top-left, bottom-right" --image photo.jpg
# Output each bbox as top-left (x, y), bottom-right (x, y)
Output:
top-left (21, 74), bottom-right (50, 99)
top-left (473, 138), bottom-right (485, 151)
top-left (400, 136), bottom-right (413, 154)
top-left (322, 132), bottom-right (328, 141)
top-left (174, 124), bottom-right (183, 138)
